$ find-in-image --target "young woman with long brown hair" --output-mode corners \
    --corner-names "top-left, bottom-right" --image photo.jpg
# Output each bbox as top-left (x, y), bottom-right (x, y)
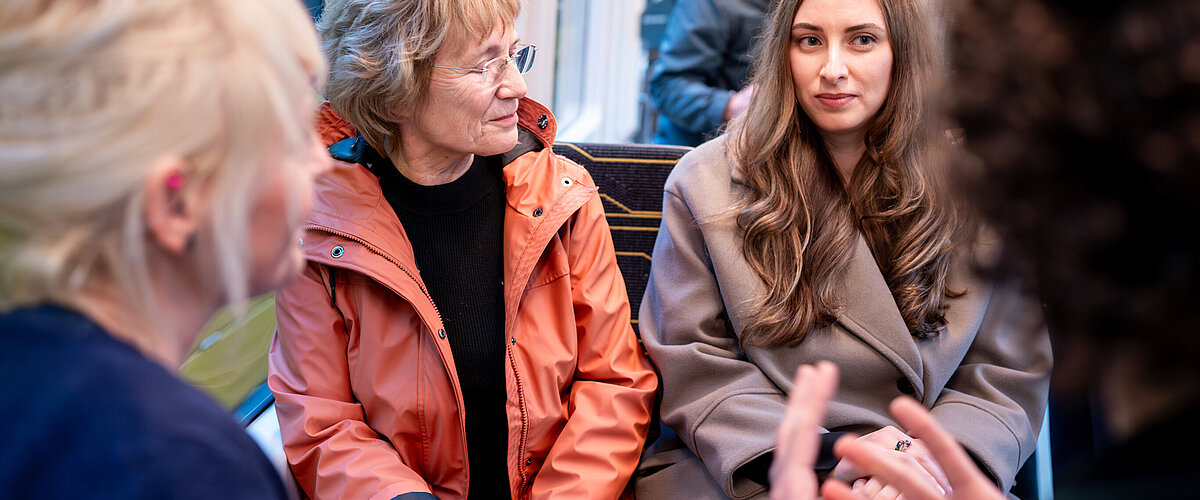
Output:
top-left (634, 0), bottom-right (1051, 497)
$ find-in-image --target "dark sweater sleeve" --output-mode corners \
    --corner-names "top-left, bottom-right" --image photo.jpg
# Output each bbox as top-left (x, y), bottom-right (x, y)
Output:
top-left (392, 494), bottom-right (440, 500)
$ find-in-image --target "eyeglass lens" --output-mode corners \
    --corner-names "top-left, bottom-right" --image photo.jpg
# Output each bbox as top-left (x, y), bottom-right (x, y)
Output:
top-left (484, 45), bottom-right (536, 85)
top-left (513, 45), bottom-right (536, 73)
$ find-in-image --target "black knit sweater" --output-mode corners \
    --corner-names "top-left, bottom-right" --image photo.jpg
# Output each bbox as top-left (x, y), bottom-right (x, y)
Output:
top-left (374, 153), bottom-right (509, 497)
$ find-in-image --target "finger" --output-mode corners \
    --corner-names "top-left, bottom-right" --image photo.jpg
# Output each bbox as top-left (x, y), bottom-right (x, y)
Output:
top-left (907, 439), bottom-right (950, 494)
top-left (860, 477), bottom-right (885, 497)
top-left (889, 397), bottom-right (995, 488)
top-left (776, 362), bottom-right (839, 465)
top-left (831, 456), bottom-right (868, 485)
top-left (833, 437), bottom-right (945, 500)
top-left (876, 483), bottom-right (902, 500)
top-left (769, 363), bottom-right (840, 498)
top-left (774, 364), bottom-right (811, 460)
top-left (853, 425), bottom-right (948, 494)
top-left (820, 479), bottom-right (859, 500)
top-left (858, 426), bottom-right (913, 452)
top-left (832, 426), bottom-right (915, 483)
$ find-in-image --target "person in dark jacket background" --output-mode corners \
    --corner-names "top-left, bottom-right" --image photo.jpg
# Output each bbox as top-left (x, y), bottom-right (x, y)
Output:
top-left (648, 0), bottom-right (769, 146)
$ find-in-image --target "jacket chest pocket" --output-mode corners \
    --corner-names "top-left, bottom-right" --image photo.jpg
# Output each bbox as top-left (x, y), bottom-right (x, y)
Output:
top-left (524, 238), bottom-right (570, 290)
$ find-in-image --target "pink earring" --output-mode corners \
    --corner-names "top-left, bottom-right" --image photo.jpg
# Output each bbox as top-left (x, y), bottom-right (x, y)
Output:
top-left (166, 172), bottom-right (183, 190)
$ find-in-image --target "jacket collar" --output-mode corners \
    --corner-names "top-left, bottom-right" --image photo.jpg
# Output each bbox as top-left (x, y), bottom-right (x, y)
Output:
top-left (317, 97), bottom-right (555, 168)
top-left (305, 100), bottom-right (596, 334)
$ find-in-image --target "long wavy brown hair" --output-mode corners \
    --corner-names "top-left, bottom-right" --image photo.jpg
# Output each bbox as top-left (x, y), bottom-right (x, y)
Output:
top-left (728, 0), bottom-right (965, 346)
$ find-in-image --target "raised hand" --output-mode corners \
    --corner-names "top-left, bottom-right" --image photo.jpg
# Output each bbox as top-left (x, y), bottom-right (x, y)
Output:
top-left (769, 361), bottom-right (839, 500)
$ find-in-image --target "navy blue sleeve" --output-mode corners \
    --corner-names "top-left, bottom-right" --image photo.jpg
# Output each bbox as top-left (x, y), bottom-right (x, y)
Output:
top-left (1, 384), bottom-right (287, 500)
top-left (649, 0), bottom-right (733, 136)
top-left (392, 493), bottom-right (440, 500)
top-left (146, 430), bottom-right (289, 500)
top-left (0, 307), bottom-right (287, 500)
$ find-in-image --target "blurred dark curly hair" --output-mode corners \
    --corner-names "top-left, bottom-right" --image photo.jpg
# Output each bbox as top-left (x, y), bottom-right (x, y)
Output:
top-left (950, 0), bottom-right (1200, 381)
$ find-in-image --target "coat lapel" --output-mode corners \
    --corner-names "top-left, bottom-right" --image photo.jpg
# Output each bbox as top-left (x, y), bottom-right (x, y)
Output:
top-left (834, 235), bottom-right (924, 387)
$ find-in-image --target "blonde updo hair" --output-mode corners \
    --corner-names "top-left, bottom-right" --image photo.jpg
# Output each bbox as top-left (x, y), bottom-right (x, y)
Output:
top-left (0, 0), bottom-right (325, 314)
top-left (319, 0), bottom-right (520, 153)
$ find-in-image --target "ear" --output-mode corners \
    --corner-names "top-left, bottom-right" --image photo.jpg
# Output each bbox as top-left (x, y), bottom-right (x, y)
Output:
top-left (143, 157), bottom-right (200, 255)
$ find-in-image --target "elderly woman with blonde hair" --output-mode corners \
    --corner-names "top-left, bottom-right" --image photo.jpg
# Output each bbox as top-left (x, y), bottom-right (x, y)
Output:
top-left (266, 1), bottom-right (658, 499)
top-left (0, 0), bottom-right (328, 497)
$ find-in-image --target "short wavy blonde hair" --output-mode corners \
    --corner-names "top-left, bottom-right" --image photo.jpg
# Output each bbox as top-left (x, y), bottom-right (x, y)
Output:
top-left (319, 0), bottom-right (521, 152)
top-left (0, 0), bottom-right (325, 314)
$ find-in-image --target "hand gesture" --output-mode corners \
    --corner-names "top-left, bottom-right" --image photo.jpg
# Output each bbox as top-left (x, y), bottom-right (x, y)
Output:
top-left (828, 425), bottom-right (950, 496)
top-left (769, 361), bottom-right (839, 500)
top-left (821, 397), bottom-right (1006, 500)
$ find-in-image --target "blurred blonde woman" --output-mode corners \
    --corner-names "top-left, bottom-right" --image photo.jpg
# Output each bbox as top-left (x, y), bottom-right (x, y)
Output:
top-left (635, 0), bottom-right (1051, 497)
top-left (0, 0), bottom-right (328, 497)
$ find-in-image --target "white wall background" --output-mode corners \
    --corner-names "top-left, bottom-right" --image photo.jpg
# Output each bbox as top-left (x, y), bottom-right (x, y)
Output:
top-left (518, 0), bottom-right (647, 143)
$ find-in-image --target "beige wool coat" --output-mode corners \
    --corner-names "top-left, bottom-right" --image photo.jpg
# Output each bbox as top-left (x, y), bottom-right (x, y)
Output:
top-left (634, 136), bottom-right (1052, 499)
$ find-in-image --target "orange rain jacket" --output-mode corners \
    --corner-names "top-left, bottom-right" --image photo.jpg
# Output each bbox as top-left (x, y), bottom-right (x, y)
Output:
top-left (268, 100), bottom-right (658, 500)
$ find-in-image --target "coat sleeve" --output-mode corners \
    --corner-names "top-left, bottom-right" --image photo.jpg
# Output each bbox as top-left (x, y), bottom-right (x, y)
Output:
top-left (930, 279), bottom-right (1052, 492)
top-left (649, 0), bottom-right (734, 137)
top-left (639, 186), bottom-right (796, 499)
top-left (268, 262), bottom-right (434, 500)
top-left (528, 186), bottom-right (659, 500)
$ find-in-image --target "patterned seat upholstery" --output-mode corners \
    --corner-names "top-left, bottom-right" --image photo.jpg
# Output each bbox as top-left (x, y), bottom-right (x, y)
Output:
top-left (551, 142), bottom-right (691, 336)
top-left (552, 141), bottom-right (690, 450)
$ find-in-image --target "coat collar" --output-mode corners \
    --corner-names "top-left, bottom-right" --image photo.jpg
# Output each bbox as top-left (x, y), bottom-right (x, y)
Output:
top-left (718, 137), bottom-right (925, 380)
top-left (833, 235), bottom-right (925, 384)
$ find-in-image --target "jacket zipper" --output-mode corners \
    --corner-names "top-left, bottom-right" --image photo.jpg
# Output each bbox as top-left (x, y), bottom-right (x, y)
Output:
top-left (307, 224), bottom-right (444, 322)
top-left (507, 188), bottom-right (587, 497)
top-left (308, 224), bottom-right (478, 491)
top-left (507, 343), bottom-right (530, 494)
top-left (311, 173), bottom-right (580, 496)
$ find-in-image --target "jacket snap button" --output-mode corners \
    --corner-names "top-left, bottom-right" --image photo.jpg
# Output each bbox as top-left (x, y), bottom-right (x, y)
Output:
top-left (331, 246), bottom-right (344, 258)
top-left (525, 459), bottom-right (532, 466)
top-left (532, 207), bottom-right (543, 217)
top-left (537, 114), bottom-right (548, 130)
top-left (560, 177), bottom-right (573, 187)
top-left (896, 377), bottom-right (915, 395)
top-left (438, 329), bottom-right (446, 339)
top-left (511, 337), bottom-right (516, 345)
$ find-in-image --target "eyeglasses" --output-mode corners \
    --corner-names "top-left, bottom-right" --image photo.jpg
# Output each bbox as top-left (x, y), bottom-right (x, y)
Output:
top-left (434, 43), bottom-right (537, 87)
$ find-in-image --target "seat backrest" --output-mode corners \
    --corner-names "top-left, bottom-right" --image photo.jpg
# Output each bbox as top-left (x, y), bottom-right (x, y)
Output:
top-left (551, 142), bottom-right (691, 336)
